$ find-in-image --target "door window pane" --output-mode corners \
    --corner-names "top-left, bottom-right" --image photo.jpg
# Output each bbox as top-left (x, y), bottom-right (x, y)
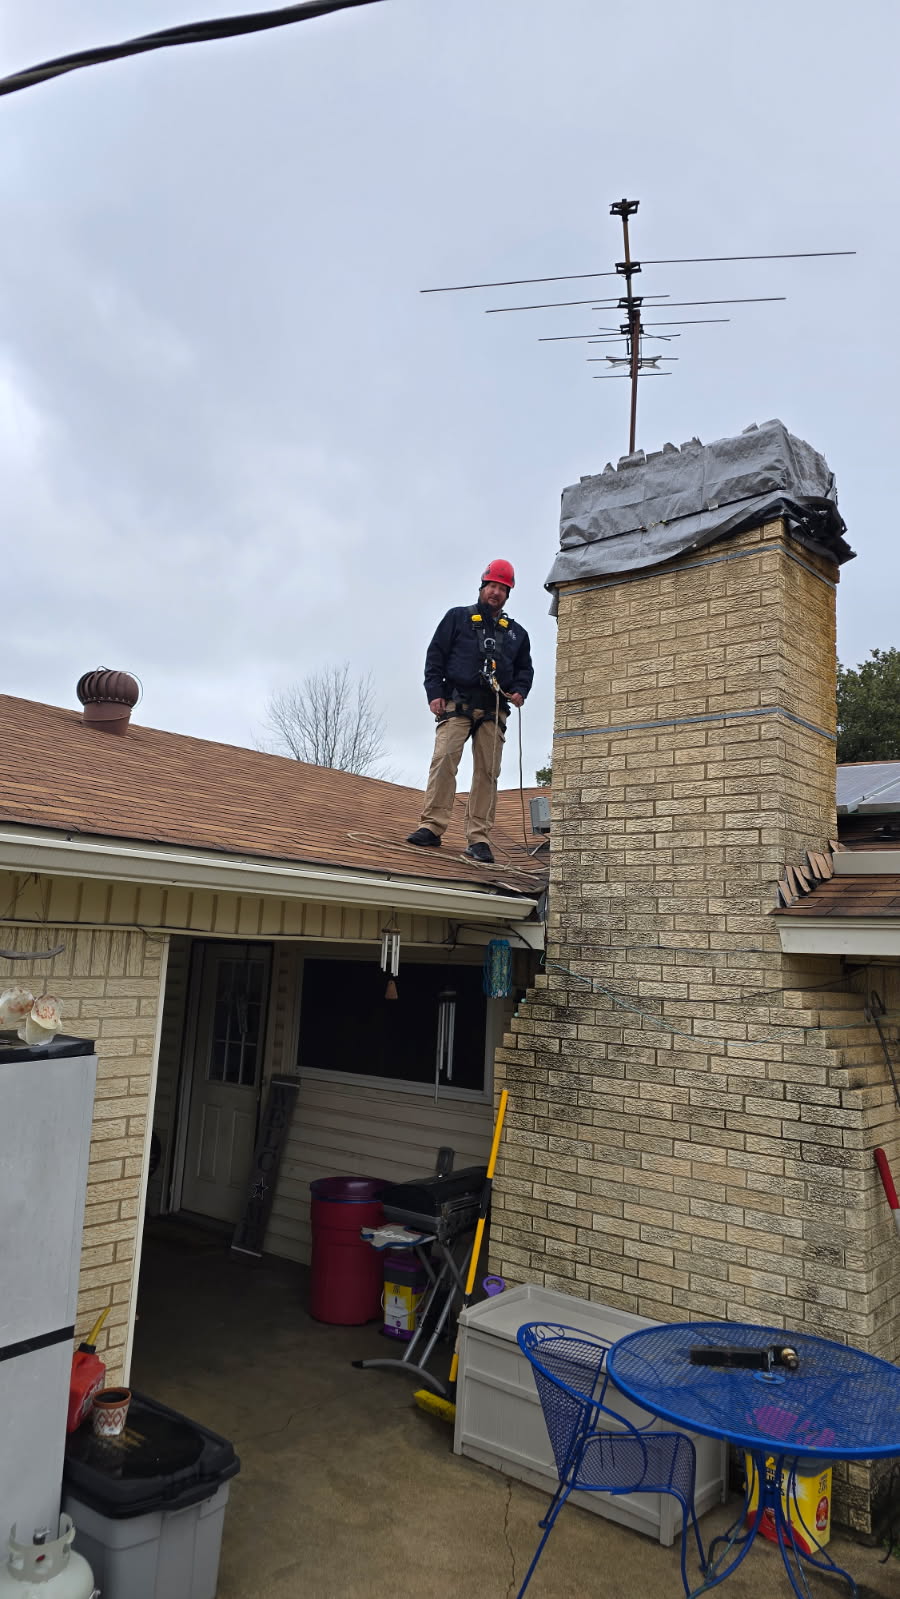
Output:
top-left (207, 958), bottom-right (266, 1088)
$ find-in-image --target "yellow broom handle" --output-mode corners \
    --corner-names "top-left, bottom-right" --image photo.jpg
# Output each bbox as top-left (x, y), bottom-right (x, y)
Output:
top-left (487, 1089), bottom-right (509, 1180)
top-left (461, 1088), bottom-right (508, 1300)
top-left (449, 1089), bottom-right (509, 1386)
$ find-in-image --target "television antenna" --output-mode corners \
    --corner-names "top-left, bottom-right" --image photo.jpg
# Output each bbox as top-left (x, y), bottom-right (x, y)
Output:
top-left (422, 199), bottom-right (854, 455)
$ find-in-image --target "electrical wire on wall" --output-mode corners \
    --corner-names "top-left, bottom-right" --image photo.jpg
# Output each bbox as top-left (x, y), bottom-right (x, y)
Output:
top-left (0, 0), bottom-right (385, 100)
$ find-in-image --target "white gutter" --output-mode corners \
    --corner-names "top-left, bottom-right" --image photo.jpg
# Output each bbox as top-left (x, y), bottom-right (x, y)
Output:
top-left (776, 918), bottom-right (900, 957)
top-left (0, 827), bottom-right (538, 924)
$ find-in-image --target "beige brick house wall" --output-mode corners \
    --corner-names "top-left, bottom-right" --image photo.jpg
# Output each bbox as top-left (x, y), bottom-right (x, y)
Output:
top-left (490, 518), bottom-right (899, 1529)
top-left (0, 925), bottom-right (167, 1382)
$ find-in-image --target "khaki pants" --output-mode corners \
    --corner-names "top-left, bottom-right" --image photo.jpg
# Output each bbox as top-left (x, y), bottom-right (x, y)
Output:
top-left (419, 702), bottom-right (507, 846)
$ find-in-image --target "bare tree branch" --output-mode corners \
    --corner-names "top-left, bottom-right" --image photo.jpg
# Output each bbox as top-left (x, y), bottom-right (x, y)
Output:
top-left (263, 664), bottom-right (391, 777)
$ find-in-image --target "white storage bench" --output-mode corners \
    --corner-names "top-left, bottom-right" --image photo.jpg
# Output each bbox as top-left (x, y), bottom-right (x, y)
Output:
top-left (453, 1284), bottom-right (726, 1547)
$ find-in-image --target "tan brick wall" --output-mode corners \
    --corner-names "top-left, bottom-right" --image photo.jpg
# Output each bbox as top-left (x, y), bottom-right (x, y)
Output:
top-left (0, 925), bottom-right (167, 1381)
top-left (491, 518), bottom-right (899, 1530)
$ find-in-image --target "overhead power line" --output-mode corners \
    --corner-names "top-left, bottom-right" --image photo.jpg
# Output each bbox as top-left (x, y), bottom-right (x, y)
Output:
top-left (0, 0), bottom-right (385, 100)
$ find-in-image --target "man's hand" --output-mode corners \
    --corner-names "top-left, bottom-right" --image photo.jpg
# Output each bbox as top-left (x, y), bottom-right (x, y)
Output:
top-left (429, 698), bottom-right (446, 716)
top-left (508, 693), bottom-right (524, 709)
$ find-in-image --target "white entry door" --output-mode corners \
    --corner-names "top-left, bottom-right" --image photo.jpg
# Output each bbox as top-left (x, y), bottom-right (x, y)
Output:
top-left (180, 943), bottom-right (271, 1223)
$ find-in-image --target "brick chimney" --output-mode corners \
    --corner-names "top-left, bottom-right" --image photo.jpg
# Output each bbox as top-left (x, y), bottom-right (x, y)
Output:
top-left (490, 421), bottom-right (896, 1529)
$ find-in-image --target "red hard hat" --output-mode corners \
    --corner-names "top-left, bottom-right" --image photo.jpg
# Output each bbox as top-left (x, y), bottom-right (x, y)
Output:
top-left (481, 559), bottom-right (515, 591)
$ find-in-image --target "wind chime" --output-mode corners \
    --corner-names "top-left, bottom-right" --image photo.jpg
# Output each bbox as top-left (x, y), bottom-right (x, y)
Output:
top-left (380, 917), bottom-right (400, 1000)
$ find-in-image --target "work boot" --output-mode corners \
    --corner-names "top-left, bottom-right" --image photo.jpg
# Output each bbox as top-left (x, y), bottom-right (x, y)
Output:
top-left (407, 827), bottom-right (441, 848)
top-left (465, 842), bottom-right (494, 864)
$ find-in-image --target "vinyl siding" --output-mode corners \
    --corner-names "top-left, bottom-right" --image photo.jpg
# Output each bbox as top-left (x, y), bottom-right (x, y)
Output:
top-left (263, 1077), bottom-right (493, 1263)
top-left (0, 871), bottom-right (460, 946)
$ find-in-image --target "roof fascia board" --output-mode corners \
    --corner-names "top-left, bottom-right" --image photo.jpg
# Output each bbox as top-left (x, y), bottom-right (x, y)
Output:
top-left (0, 829), bottom-right (537, 924)
top-left (832, 852), bottom-right (900, 876)
top-left (776, 919), bottom-right (900, 957)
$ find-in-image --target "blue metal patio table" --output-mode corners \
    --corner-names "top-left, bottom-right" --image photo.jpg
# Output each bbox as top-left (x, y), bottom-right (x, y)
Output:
top-left (606, 1320), bottom-right (900, 1598)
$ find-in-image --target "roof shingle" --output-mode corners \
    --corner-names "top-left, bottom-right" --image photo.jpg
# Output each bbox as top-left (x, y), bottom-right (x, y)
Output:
top-left (0, 695), bottom-right (548, 897)
top-left (774, 875), bottom-right (900, 918)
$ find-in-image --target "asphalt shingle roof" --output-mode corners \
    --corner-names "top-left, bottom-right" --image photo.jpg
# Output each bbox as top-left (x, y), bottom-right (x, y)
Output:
top-left (0, 695), bottom-right (548, 898)
top-left (774, 875), bottom-right (900, 918)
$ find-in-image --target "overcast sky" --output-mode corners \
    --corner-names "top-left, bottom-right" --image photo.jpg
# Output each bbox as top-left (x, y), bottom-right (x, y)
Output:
top-left (0, 1), bottom-right (896, 790)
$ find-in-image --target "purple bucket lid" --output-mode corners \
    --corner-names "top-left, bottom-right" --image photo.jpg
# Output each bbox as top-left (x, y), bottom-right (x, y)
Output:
top-left (310, 1176), bottom-right (385, 1203)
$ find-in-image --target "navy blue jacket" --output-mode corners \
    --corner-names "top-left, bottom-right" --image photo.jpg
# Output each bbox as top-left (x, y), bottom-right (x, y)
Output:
top-left (423, 603), bottom-right (534, 703)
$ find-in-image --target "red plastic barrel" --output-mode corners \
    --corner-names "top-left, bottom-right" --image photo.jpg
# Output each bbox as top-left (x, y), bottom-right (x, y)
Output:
top-left (309, 1176), bottom-right (385, 1324)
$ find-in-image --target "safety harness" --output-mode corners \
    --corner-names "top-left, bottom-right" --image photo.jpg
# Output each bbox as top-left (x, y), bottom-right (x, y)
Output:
top-left (441, 609), bottom-right (511, 740)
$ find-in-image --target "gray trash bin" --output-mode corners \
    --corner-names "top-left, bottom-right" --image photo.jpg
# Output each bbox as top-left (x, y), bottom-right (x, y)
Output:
top-left (62, 1393), bottom-right (239, 1599)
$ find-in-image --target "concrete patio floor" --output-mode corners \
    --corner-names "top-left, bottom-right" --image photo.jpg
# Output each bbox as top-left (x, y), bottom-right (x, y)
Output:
top-left (131, 1223), bottom-right (897, 1599)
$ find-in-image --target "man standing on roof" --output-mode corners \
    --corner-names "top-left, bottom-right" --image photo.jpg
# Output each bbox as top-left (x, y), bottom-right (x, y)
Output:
top-left (407, 560), bottom-right (534, 865)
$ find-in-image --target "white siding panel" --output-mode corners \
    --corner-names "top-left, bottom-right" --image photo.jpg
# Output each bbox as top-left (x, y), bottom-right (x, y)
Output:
top-left (263, 1078), bottom-right (492, 1263)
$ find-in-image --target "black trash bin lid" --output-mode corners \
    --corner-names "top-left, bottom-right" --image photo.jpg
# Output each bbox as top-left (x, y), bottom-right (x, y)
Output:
top-left (64, 1391), bottom-right (240, 1518)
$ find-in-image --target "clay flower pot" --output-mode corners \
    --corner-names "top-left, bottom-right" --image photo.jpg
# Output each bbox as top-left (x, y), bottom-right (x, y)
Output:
top-left (91, 1387), bottom-right (132, 1438)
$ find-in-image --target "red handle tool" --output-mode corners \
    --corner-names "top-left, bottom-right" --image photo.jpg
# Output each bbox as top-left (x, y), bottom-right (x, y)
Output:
top-left (874, 1147), bottom-right (900, 1236)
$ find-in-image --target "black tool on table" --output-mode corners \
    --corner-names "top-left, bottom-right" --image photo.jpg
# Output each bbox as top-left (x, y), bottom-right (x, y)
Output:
top-left (689, 1344), bottom-right (799, 1372)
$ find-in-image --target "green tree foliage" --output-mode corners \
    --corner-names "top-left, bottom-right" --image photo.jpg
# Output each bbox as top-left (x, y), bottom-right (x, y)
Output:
top-left (837, 649), bottom-right (900, 762)
top-left (535, 757), bottom-right (552, 786)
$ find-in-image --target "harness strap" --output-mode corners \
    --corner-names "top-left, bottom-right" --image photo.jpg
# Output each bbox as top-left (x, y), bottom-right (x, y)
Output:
top-left (470, 609), bottom-right (510, 694)
top-left (439, 696), bottom-right (508, 740)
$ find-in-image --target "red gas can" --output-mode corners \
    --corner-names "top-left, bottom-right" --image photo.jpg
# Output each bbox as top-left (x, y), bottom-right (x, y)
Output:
top-left (67, 1308), bottom-right (110, 1432)
top-left (309, 1176), bottom-right (384, 1324)
top-left (67, 1348), bottom-right (106, 1432)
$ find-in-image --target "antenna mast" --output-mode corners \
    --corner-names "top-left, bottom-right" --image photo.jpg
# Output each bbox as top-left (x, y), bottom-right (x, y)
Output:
top-left (611, 198), bottom-right (642, 454)
top-left (421, 206), bottom-right (854, 454)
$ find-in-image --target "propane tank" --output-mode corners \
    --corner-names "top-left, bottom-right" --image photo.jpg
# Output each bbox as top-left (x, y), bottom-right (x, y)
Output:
top-left (0, 1520), bottom-right (96, 1599)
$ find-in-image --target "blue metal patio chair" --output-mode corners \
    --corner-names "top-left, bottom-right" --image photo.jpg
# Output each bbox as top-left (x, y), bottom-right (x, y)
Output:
top-left (516, 1322), bottom-right (706, 1598)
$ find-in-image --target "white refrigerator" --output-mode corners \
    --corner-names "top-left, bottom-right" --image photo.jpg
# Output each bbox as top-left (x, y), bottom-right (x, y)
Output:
top-left (0, 1039), bottom-right (97, 1538)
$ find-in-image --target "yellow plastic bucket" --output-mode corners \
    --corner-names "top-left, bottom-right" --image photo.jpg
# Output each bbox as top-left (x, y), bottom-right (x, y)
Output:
top-left (745, 1454), bottom-right (832, 1553)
